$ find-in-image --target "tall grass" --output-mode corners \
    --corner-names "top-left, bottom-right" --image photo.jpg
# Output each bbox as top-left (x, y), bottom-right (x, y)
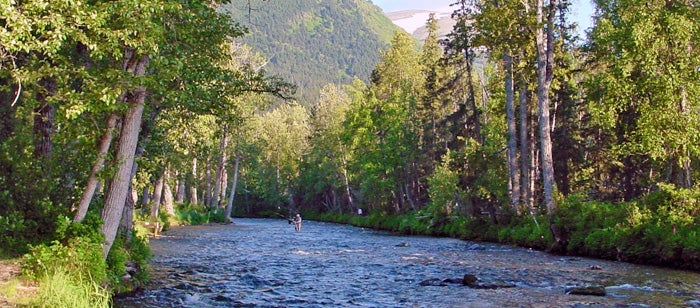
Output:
top-left (35, 269), bottom-right (110, 308)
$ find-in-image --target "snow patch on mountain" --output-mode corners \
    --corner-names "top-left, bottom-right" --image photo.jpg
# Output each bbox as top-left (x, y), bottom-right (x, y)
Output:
top-left (384, 6), bottom-right (455, 40)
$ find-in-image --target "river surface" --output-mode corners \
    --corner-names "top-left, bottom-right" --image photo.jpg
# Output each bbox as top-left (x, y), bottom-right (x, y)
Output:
top-left (115, 218), bottom-right (699, 307)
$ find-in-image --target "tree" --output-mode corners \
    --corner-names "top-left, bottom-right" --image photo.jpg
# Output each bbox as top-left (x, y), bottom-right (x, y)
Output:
top-left (345, 30), bottom-right (424, 212)
top-left (246, 103), bottom-right (310, 211)
top-left (299, 84), bottom-right (355, 213)
top-left (587, 0), bottom-right (700, 196)
top-left (371, 30), bottom-right (424, 100)
top-left (470, 0), bottom-right (535, 213)
top-left (419, 13), bottom-right (450, 190)
top-left (535, 0), bottom-right (565, 248)
top-left (100, 0), bottom-right (252, 257)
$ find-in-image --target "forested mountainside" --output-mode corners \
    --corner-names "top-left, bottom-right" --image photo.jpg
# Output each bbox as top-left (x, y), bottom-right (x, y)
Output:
top-left (221, 0), bottom-right (400, 105)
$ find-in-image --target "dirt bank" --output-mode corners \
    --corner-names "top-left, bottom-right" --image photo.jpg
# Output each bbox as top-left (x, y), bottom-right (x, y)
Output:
top-left (0, 259), bottom-right (37, 307)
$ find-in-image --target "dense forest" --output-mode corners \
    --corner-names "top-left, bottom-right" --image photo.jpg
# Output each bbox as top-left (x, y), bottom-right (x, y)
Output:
top-left (0, 0), bottom-right (698, 306)
top-left (221, 0), bottom-right (398, 104)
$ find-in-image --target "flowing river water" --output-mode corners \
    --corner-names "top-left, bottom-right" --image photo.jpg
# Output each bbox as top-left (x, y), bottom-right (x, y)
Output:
top-left (114, 218), bottom-right (699, 307)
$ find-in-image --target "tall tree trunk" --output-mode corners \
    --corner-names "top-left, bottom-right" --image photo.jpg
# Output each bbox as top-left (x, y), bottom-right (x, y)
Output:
top-left (224, 154), bottom-right (240, 222)
top-left (100, 51), bottom-right (149, 259)
top-left (163, 168), bottom-right (175, 216)
top-left (341, 155), bottom-right (354, 212)
top-left (220, 169), bottom-right (228, 205)
top-left (119, 185), bottom-right (135, 244)
top-left (33, 78), bottom-right (57, 163)
top-left (204, 157), bottom-right (212, 206)
top-left (682, 158), bottom-right (692, 188)
top-left (131, 184), bottom-right (138, 205)
top-left (404, 183), bottom-right (417, 211)
top-left (190, 157), bottom-right (198, 205)
top-left (176, 170), bottom-right (186, 203)
top-left (504, 51), bottom-right (520, 214)
top-left (74, 113), bottom-right (119, 222)
top-left (150, 171), bottom-right (165, 219)
top-left (122, 112), bottom-right (153, 235)
top-left (141, 186), bottom-right (150, 209)
top-left (464, 49), bottom-right (482, 143)
top-left (530, 120), bottom-right (538, 209)
top-left (536, 0), bottom-right (563, 249)
top-left (212, 127), bottom-right (228, 207)
top-left (679, 90), bottom-right (692, 188)
top-left (518, 77), bottom-right (536, 220)
top-left (32, 102), bottom-right (55, 161)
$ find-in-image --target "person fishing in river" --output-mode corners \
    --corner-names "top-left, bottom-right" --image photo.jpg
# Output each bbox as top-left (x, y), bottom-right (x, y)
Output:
top-left (292, 213), bottom-right (302, 232)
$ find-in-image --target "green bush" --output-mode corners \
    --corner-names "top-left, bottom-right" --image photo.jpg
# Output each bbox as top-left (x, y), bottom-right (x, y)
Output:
top-left (442, 216), bottom-right (469, 237)
top-left (127, 230), bottom-right (152, 272)
top-left (22, 236), bottom-right (106, 284)
top-left (502, 216), bottom-right (551, 250)
top-left (583, 227), bottom-right (620, 259)
top-left (106, 235), bottom-right (128, 289)
top-left (551, 185), bottom-right (700, 270)
top-left (426, 153), bottom-right (463, 215)
top-left (556, 194), bottom-right (629, 254)
top-left (0, 211), bottom-right (32, 256)
top-left (54, 212), bottom-right (104, 243)
top-left (174, 204), bottom-right (227, 225)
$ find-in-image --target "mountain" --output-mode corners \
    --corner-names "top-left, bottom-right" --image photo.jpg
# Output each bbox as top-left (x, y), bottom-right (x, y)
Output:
top-left (221, 0), bottom-right (400, 105)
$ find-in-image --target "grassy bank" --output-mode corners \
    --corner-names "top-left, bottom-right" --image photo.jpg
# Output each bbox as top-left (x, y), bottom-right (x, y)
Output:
top-left (305, 185), bottom-right (700, 272)
top-left (0, 213), bottom-right (153, 307)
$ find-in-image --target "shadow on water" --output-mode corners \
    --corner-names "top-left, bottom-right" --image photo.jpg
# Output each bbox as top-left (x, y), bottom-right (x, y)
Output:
top-left (115, 218), bottom-right (700, 307)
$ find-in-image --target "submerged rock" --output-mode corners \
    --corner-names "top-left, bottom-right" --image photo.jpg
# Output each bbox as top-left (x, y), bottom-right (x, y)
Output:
top-left (419, 278), bottom-right (447, 286)
top-left (213, 294), bottom-right (236, 302)
top-left (462, 274), bottom-right (516, 289)
top-left (467, 244), bottom-right (485, 250)
top-left (442, 278), bottom-right (464, 284)
top-left (565, 286), bottom-right (606, 296)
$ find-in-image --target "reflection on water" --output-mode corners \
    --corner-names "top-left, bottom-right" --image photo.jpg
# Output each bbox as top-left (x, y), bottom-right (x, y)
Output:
top-left (115, 218), bottom-right (700, 307)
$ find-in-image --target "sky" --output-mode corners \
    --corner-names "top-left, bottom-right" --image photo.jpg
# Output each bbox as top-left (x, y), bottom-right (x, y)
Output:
top-left (371, 0), bottom-right (596, 35)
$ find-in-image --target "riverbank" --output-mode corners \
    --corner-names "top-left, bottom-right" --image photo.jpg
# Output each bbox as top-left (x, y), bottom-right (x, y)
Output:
top-left (0, 259), bottom-right (37, 307)
top-left (303, 192), bottom-right (700, 273)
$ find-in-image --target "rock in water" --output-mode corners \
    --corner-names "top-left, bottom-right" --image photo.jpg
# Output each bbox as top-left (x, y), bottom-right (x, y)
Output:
top-left (467, 244), bottom-right (484, 250)
top-left (442, 278), bottom-right (464, 284)
top-left (419, 278), bottom-right (447, 286)
top-left (462, 274), bottom-right (478, 287)
top-left (566, 286), bottom-right (606, 296)
top-left (461, 274), bottom-right (515, 289)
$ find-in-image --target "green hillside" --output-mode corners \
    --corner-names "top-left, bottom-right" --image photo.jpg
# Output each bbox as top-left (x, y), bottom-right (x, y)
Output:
top-left (221, 0), bottom-right (399, 105)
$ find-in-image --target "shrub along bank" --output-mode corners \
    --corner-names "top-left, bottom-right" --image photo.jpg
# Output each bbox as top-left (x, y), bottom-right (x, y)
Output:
top-left (2, 211), bottom-right (152, 307)
top-left (5, 202), bottom-right (223, 307)
top-left (306, 184), bottom-right (700, 272)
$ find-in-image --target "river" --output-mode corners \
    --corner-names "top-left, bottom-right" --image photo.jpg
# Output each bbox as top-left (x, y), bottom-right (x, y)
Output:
top-left (114, 218), bottom-right (699, 307)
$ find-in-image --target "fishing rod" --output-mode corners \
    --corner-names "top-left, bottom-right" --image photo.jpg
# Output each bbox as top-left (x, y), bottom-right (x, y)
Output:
top-left (272, 211), bottom-right (294, 223)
